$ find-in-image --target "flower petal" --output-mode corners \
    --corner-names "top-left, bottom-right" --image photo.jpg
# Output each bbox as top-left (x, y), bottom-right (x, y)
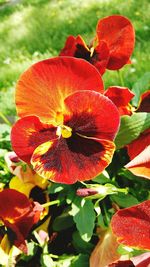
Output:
top-left (59, 35), bottom-right (90, 58)
top-left (90, 40), bottom-right (110, 75)
top-left (31, 137), bottom-right (115, 184)
top-left (111, 200), bottom-right (150, 250)
top-left (131, 252), bottom-right (150, 267)
top-left (64, 90), bottom-right (120, 140)
top-left (137, 90), bottom-right (150, 113)
top-left (90, 229), bottom-right (121, 267)
top-left (96, 15), bottom-right (135, 70)
top-left (16, 57), bottom-right (104, 122)
top-left (9, 176), bottom-right (35, 197)
top-left (4, 201), bottom-right (43, 253)
top-left (11, 116), bottom-right (56, 163)
top-left (0, 189), bottom-right (31, 221)
top-left (60, 35), bottom-right (110, 75)
top-left (125, 145), bottom-right (150, 179)
top-left (105, 86), bottom-right (135, 116)
top-left (127, 129), bottom-right (150, 160)
top-left (108, 260), bottom-right (135, 267)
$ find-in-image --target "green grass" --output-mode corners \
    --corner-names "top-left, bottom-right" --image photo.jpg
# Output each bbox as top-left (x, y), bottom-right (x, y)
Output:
top-left (0, 0), bottom-right (150, 116)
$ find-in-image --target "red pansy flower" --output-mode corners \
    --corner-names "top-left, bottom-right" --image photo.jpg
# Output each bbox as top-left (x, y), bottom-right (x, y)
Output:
top-left (11, 57), bottom-right (120, 184)
top-left (111, 200), bottom-right (150, 250)
top-left (0, 189), bottom-right (43, 253)
top-left (59, 15), bottom-right (135, 75)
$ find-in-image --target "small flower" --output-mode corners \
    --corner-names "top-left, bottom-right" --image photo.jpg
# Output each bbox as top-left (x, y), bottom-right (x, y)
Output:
top-left (0, 189), bottom-right (43, 253)
top-left (60, 15), bottom-right (135, 75)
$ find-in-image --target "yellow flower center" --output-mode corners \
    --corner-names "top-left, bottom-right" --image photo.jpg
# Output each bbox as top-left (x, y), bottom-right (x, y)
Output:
top-left (56, 125), bottom-right (72, 138)
top-left (90, 46), bottom-right (95, 57)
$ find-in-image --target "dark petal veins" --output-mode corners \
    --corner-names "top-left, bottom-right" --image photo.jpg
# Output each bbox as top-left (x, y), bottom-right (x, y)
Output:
top-left (31, 133), bottom-right (115, 184)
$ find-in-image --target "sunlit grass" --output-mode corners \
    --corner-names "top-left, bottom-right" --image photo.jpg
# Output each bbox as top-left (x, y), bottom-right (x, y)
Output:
top-left (0, 0), bottom-right (150, 115)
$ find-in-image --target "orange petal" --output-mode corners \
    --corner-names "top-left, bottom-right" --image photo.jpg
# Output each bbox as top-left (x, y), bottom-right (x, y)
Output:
top-left (96, 15), bottom-right (135, 70)
top-left (125, 145), bottom-right (150, 179)
top-left (111, 200), bottom-right (150, 250)
top-left (90, 229), bottom-right (121, 267)
top-left (11, 116), bottom-right (56, 163)
top-left (16, 57), bottom-right (104, 122)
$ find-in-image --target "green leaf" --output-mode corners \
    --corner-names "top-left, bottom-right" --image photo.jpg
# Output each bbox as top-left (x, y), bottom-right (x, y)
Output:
top-left (117, 244), bottom-right (146, 257)
top-left (0, 148), bottom-right (7, 157)
top-left (69, 197), bottom-right (96, 242)
top-left (55, 255), bottom-right (75, 267)
top-left (71, 254), bottom-right (89, 267)
top-left (111, 193), bottom-right (139, 208)
top-left (53, 210), bottom-right (74, 231)
top-left (72, 231), bottom-right (94, 254)
top-left (93, 170), bottom-right (110, 184)
top-left (132, 72), bottom-right (150, 106)
top-left (40, 254), bottom-right (54, 267)
top-left (0, 123), bottom-right (10, 139)
top-left (115, 112), bottom-right (150, 149)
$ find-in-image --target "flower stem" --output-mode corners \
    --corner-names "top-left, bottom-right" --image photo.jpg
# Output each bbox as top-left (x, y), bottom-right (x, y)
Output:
top-left (42, 200), bottom-right (60, 208)
top-left (0, 111), bottom-right (11, 126)
top-left (117, 70), bottom-right (124, 87)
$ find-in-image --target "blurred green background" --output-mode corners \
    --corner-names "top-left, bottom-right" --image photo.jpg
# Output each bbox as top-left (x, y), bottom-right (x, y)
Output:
top-left (0, 0), bottom-right (150, 117)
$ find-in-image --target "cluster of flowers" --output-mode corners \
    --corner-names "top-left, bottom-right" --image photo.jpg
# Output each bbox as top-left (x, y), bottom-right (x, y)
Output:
top-left (0, 15), bottom-right (150, 266)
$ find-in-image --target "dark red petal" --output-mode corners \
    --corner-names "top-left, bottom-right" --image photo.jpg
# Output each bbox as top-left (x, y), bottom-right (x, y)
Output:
top-left (4, 201), bottom-right (43, 253)
top-left (111, 200), bottom-right (150, 250)
top-left (31, 137), bottom-right (115, 184)
top-left (105, 86), bottom-right (135, 115)
top-left (127, 129), bottom-right (150, 160)
top-left (96, 15), bottom-right (135, 70)
top-left (60, 34), bottom-right (90, 59)
top-left (90, 40), bottom-right (110, 75)
top-left (59, 35), bottom-right (77, 56)
top-left (64, 90), bottom-right (120, 140)
top-left (16, 57), bottom-right (104, 122)
top-left (5, 220), bottom-right (27, 253)
top-left (109, 260), bottom-right (135, 267)
top-left (125, 145), bottom-right (150, 179)
top-left (137, 90), bottom-right (150, 113)
top-left (0, 189), bottom-right (31, 221)
top-left (11, 116), bottom-right (56, 163)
